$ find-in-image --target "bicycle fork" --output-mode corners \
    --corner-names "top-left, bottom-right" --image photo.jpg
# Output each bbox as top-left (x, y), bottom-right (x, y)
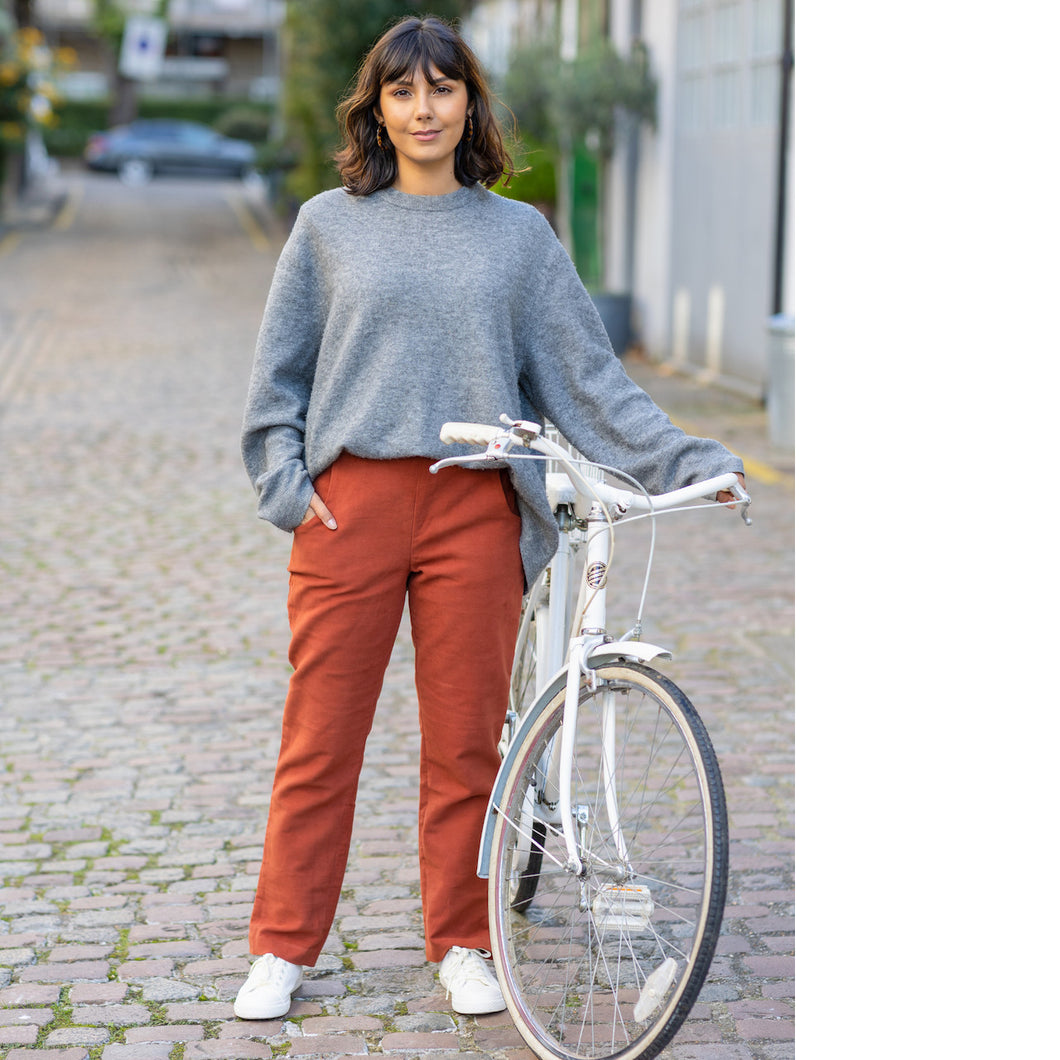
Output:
top-left (557, 648), bottom-right (632, 880)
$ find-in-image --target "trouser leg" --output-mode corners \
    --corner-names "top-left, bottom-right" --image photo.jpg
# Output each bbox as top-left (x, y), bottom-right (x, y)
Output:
top-left (408, 467), bottom-right (524, 962)
top-left (248, 454), bottom-right (410, 966)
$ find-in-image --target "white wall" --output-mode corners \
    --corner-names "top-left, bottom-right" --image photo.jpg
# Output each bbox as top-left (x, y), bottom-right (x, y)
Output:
top-left (614, 0), bottom-right (788, 395)
top-left (624, 3), bottom-right (677, 365)
top-left (468, 0), bottom-right (791, 395)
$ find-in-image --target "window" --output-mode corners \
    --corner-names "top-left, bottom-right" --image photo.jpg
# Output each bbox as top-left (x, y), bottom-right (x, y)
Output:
top-left (682, 1), bottom-right (782, 133)
top-left (677, 1), bottom-right (709, 133)
top-left (752, 0), bottom-right (783, 54)
top-left (711, 1), bottom-right (741, 63)
top-left (751, 0), bottom-right (783, 125)
top-left (709, 1), bottom-right (742, 128)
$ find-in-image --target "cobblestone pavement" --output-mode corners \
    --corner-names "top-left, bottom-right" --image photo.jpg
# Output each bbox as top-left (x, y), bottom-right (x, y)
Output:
top-left (0, 170), bottom-right (794, 1060)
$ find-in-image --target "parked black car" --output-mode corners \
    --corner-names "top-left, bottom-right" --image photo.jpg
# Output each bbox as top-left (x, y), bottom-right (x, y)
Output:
top-left (84, 119), bottom-right (258, 184)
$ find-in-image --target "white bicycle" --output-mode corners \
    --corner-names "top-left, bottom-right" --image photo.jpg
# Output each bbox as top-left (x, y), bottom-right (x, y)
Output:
top-left (431, 416), bottom-right (751, 1060)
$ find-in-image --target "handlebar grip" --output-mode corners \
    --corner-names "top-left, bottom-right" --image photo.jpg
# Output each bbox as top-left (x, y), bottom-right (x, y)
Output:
top-left (439, 422), bottom-right (503, 447)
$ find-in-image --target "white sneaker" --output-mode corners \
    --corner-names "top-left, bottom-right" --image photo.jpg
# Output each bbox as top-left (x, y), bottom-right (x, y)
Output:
top-left (233, 953), bottom-right (304, 1020)
top-left (439, 946), bottom-right (506, 1015)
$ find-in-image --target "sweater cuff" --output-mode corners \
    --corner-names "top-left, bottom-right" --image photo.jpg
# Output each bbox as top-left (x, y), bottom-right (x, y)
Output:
top-left (255, 462), bottom-right (314, 532)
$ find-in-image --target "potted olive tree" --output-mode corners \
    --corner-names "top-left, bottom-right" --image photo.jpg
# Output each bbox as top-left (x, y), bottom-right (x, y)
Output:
top-left (499, 36), bottom-right (656, 355)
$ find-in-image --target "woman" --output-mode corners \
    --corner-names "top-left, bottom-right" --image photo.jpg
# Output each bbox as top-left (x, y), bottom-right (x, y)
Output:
top-left (235, 15), bottom-right (745, 1020)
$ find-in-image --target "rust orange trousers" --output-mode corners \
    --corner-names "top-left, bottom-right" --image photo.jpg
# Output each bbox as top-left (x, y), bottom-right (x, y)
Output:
top-left (248, 454), bottom-right (524, 966)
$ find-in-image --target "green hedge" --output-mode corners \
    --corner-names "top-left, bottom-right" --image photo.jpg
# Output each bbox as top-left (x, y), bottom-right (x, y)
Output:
top-left (493, 134), bottom-right (557, 209)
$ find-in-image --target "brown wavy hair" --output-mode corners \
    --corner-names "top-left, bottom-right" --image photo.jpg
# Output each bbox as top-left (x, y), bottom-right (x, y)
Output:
top-left (334, 16), bottom-right (516, 196)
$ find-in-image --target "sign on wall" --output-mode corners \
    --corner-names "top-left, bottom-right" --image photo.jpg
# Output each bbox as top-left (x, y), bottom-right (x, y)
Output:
top-left (119, 16), bottom-right (167, 81)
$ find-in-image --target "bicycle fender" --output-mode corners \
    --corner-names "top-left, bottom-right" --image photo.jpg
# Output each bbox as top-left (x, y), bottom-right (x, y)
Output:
top-left (587, 641), bottom-right (672, 666)
top-left (477, 643), bottom-right (672, 878)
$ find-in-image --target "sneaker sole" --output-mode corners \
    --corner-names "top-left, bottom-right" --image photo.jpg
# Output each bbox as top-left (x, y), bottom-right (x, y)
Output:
top-left (233, 990), bottom-right (299, 1020)
top-left (450, 995), bottom-right (506, 1015)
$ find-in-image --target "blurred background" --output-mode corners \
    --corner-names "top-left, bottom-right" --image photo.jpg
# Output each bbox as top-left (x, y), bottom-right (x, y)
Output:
top-left (0, 0), bottom-right (794, 447)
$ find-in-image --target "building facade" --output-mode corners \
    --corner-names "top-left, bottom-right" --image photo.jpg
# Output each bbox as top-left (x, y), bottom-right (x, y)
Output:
top-left (467, 0), bottom-right (794, 399)
top-left (35, 0), bottom-right (283, 101)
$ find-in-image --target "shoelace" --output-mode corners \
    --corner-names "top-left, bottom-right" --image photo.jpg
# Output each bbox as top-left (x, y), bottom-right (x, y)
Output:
top-left (444, 948), bottom-right (495, 996)
top-left (246, 954), bottom-right (285, 988)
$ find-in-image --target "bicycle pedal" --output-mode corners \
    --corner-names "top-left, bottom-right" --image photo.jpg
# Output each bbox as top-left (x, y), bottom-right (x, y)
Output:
top-left (591, 883), bottom-right (654, 931)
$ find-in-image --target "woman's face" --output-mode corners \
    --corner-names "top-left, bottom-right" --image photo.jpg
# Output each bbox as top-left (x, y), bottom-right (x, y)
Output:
top-left (375, 64), bottom-right (471, 194)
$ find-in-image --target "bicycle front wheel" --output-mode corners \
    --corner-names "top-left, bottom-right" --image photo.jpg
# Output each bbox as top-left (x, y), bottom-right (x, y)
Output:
top-left (488, 662), bottom-right (728, 1060)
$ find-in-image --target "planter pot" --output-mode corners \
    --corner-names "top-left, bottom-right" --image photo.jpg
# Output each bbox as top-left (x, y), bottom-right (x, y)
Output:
top-left (591, 292), bottom-right (633, 357)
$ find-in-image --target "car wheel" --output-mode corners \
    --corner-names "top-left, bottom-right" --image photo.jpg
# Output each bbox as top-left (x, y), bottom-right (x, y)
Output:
top-left (118, 158), bottom-right (153, 185)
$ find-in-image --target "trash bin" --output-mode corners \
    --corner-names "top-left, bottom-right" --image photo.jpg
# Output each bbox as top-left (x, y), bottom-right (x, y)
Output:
top-left (767, 314), bottom-right (794, 450)
top-left (591, 292), bottom-right (633, 357)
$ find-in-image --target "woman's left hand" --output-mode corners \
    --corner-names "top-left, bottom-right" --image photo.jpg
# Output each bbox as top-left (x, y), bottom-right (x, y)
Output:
top-left (716, 472), bottom-right (746, 509)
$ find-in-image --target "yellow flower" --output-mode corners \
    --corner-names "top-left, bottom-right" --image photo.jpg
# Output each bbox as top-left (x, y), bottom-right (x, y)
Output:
top-left (17, 27), bottom-right (44, 48)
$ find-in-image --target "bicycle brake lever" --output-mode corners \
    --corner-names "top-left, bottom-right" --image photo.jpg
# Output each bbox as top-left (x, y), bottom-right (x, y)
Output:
top-left (731, 484), bottom-right (753, 526)
top-left (428, 455), bottom-right (469, 474)
top-left (498, 414), bottom-right (543, 445)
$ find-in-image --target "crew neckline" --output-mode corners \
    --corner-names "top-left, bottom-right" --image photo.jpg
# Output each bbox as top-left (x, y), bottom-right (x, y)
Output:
top-left (376, 184), bottom-right (479, 211)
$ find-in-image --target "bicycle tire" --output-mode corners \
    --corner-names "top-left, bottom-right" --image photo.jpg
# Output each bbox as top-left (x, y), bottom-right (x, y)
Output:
top-left (506, 574), bottom-right (547, 911)
top-left (508, 576), bottom-right (544, 736)
top-left (488, 662), bottom-right (728, 1060)
top-left (510, 816), bottom-right (547, 914)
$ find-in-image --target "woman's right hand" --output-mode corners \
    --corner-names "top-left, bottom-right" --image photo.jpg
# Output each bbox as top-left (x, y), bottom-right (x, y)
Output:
top-left (301, 491), bottom-right (338, 530)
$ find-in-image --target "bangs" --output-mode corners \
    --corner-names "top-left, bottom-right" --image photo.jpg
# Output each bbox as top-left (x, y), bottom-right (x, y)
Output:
top-left (336, 15), bottom-right (515, 195)
top-left (375, 24), bottom-right (468, 87)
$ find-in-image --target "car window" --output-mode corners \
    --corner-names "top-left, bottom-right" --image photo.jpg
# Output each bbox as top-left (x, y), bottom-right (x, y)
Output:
top-left (132, 123), bottom-right (177, 141)
top-left (179, 125), bottom-right (217, 146)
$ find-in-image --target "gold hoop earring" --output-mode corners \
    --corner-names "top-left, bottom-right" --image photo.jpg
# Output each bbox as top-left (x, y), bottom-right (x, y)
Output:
top-left (465, 116), bottom-right (474, 142)
top-left (376, 123), bottom-right (387, 150)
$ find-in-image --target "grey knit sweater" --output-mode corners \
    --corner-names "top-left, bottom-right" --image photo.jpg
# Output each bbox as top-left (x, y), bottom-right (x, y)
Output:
top-left (241, 183), bottom-right (744, 588)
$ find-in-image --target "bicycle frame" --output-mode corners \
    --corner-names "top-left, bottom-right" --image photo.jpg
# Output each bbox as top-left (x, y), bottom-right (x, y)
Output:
top-left (429, 417), bottom-right (749, 881)
top-left (553, 493), bottom-right (662, 876)
top-left (476, 636), bottom-right (671, 879)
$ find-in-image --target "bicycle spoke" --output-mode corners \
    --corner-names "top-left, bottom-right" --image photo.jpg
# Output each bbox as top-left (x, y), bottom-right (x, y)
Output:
top-left (495, 803), bottom-right (566, 873)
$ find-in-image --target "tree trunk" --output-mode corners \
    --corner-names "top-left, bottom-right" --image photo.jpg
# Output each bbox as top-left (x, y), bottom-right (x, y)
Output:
top-left (108, 73), bottom-right (139, 127)
top-left (555, 137), bottom-right (574, 257)
top-left (1, 144), bottom-right (26, 222)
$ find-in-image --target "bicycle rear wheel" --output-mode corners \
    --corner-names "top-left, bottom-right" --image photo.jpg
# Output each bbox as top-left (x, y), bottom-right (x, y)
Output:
top-left (488, 662), bottom-right (728, 1060)
top-left (505, 557), bottom-right (583, 912)
top-left (505, 571), bottom-right (548, 912)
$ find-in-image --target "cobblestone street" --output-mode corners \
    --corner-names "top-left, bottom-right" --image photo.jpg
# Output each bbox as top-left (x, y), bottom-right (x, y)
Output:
top-left (0, 170), bottom-right (794, 1060)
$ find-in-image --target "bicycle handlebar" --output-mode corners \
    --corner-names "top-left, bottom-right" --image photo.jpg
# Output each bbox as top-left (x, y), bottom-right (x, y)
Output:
top-left (432, 418), bottom-right (752, 525)
top-left (439, 422), bottom-right (505, 447)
